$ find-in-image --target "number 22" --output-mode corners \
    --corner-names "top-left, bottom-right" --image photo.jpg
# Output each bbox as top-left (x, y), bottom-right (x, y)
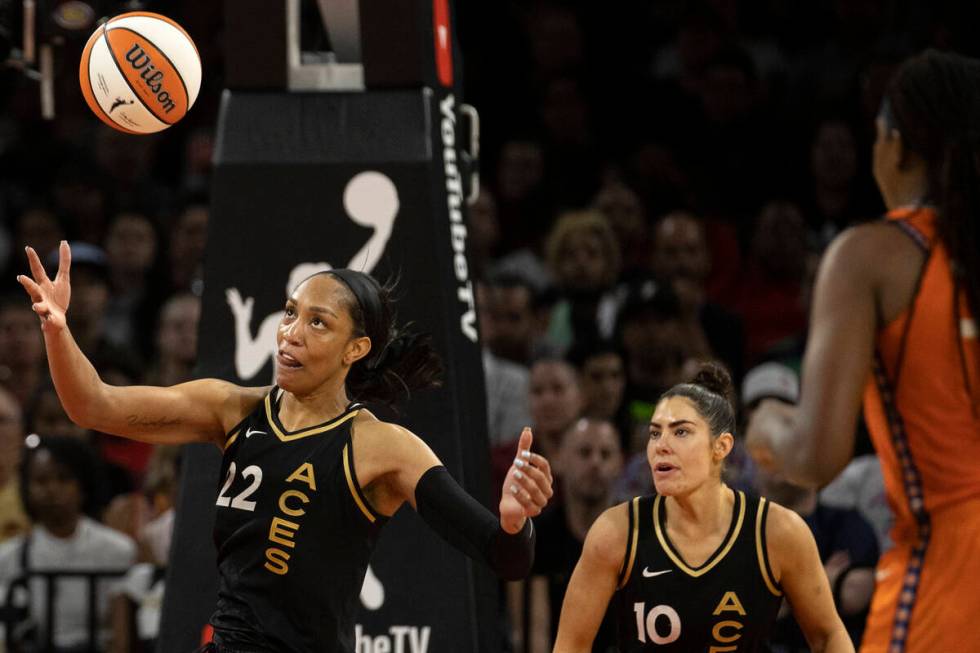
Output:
top-left (216, 462), bottom-right (263, 511)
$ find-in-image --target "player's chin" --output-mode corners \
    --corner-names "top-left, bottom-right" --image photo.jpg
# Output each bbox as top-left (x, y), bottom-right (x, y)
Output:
top-left (274, 363), bottom-right (305, 390)
top-left (651, 475), bottom-right (685, 496)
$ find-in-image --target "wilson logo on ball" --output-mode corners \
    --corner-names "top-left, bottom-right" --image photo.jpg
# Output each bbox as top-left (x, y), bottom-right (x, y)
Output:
top-left (124, 42), bottom-right (177, 113)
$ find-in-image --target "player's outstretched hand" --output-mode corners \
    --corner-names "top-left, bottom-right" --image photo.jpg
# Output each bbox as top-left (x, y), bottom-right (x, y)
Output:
top-left (499, 426), bottom-right (554, 534)
top-left (17, 241), bottom-right (72, 334)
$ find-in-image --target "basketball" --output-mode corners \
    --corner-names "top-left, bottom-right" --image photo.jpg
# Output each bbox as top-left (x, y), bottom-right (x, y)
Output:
top-left (79, 12), bottom-right (201, 134)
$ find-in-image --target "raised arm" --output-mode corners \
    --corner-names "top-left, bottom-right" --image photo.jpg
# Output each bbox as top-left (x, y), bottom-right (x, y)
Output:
top-left (767, 504), bottom-right (854, 653)
top-left (18, 242), bottom-right (263, 445)
top-left (353, 420), bottom-right (552, 580)
top-left (552, 505), bottom-right (627, 653)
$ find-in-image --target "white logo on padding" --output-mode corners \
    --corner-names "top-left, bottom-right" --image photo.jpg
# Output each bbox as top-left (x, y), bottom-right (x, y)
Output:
top-left (226, 171), bottom-right (399, 382)
top-left (359, 564), bottom-right (384, 610)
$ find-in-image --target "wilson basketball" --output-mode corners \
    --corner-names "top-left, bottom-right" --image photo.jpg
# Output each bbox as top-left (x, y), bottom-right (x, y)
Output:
top-left (79, 12), bottom-right (201, 134)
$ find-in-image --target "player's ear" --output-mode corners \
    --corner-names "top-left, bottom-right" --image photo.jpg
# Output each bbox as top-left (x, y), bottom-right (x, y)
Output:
top-left (713, 432), bottom-right (734, 462)
top-left (344, 336), bottom-right (372, 367)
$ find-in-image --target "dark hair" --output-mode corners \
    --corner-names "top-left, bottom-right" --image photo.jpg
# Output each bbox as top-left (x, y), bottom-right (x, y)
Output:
top-left (883, 49), bottom-right (980, 386)
top-left (19, 435), bottom-right (102, 520)
top-left (311, 270), bottom-right (443, 409)
top-left (658, 361), bottom-right (736, 437)
top-left (482, 269), bottom-right (540, 306)
top-left (566, 339), bottom-right (624, 371)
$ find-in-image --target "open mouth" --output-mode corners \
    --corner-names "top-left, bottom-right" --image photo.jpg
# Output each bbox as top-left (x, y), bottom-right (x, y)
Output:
top-left (654, 463), bottom-right (677, 474)
top-left (277, 352), bottom-right (303, 369)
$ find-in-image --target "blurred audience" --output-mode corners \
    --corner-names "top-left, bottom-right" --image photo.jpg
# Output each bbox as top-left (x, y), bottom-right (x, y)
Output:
top-left (0, 437), bottom-right (136, 652)
top-left (0, 387), bottom-right (28, 543)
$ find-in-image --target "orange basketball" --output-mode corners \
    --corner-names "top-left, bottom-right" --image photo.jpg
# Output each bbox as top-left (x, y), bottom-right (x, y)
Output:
top-left (79, 12), bottom-right (201, 134)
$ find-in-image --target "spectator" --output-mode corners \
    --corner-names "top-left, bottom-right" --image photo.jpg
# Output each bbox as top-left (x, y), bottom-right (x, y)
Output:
top-left (103, 212), bottom-right (166, 360)
top-left (479, 270), bottom-right (543, 367)
top-left (467, 190), bottom-right (502, 280)
top-left (111, 446), bottom-right (181, 653)
top-left (0, 436), bottom-right (136, 651)
top-left (491, 357), bottom-right (583, 510)
top-left (544, 210), bottom-right (621, 353)
top-left (166, 201), bottom-right (209, 296)
top-left (591, 178), bottom-right (649, 280)
top-left (726, 201), bottom-right (810, 365)
top-left (145, 292), bottom-right (201, 388)
top-left (614, 280), bottom-right (696, 453)
top-left (27, 384), bottom-right (134, 504)
top-left (566, 341), bottom-right (629, 452)
top-left (804, 117), bottom-right (878, 249)
top-left (520, 418), bottom-right (623, 653)
top-left (0, 294), bottom-right (47, 408)
top-left (8, 207), bottom-right (64, 280)
top-left (45, 243), bottom-right (142, 368)
top-left (650, 211), bottom-right (746, 379)
top-left (0, 387), bottom-right (28, 543)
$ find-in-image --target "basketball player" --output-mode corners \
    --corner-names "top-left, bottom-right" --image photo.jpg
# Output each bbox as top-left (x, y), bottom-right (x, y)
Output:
top-left (745, 50), bottom-right (980, 653)
top-left (552, 364), bottom-right (852, 652)
top-left (17, 245), bottom-right (553, 653)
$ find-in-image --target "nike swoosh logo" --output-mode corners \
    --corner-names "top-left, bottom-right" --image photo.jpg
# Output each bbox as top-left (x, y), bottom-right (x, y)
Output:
top-left (642, 568), bottom-right (672, 578)
top-left (245, 428), bottom-right (266, 438)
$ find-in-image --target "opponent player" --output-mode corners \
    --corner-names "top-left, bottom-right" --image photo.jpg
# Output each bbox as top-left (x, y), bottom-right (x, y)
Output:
top-left (745, 50), bottom-right (980, 653)
top-left (552, 364), bottom-right (852, 652)
top-left (17, 245), bottom-right (553, 653)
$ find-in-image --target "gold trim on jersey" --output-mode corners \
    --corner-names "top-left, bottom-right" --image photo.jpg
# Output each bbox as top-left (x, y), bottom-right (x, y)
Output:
top-left (756, 498), bottom-right (783, 596)
top-left (653, 490), bottom-right (745, 578)
top-left (223, 427), bottom-right (242, 451)
top-left (618, 497), bottom-right (640, 588)
top-left (343, 443), bottom-right (377, 524)
top-left (264, 393), bottom-right (360, 441)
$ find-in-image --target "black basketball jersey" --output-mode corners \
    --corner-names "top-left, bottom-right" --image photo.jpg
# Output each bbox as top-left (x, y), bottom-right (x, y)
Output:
top-left (614, 491), bottom-right (782, 652)
top-left (210, 387), bottom-right (387, 653)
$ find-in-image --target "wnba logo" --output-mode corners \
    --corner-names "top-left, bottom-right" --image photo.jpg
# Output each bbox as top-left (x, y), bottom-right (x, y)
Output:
top-left (124, 43), bottom-right (176, 113)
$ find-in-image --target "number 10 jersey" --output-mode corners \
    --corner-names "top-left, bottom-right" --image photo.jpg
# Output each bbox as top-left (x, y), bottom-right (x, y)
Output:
top-left (614, 491), bottom-right (782, 652)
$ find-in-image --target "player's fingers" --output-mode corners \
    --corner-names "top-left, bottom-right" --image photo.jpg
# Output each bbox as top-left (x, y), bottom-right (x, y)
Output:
top-left (506, 483), bottom-right (542, 516)
top-left (31, 302), bottom-right (51, 320)
top-left (16, 275), bottom-right (43, 303)
top-left (25, 246), bottom-right (51, 284)
top-left (520, 451), bottom-right (554, 485)
top-left (517, 426), bottom-right (532, 452)
top-left (513, 458), bottom-right (553, 498)
top-left (511, 470), bottom-right (549, 507)
top-left (55, 240), bottom-right (71, 283)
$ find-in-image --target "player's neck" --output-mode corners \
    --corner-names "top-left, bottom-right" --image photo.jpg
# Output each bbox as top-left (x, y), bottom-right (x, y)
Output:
top-left (278, 382), bottom-right (352, 430)
top-left (665, 481), bottom-right (732, 539)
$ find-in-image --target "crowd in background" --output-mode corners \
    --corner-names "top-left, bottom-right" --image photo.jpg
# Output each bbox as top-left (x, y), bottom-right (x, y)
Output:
top-left (0, 0), bottom-right (977, 651)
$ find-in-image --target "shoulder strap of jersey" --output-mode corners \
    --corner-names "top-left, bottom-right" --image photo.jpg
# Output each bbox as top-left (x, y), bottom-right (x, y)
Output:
top-left (755, 497), bottom-right (783, 597)
top-left (617, 497), bottom-right (641, 588)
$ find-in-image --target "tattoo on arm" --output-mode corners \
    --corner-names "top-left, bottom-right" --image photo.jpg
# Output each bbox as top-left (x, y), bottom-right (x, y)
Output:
top-left (126, 414), bottom-right (180, 429)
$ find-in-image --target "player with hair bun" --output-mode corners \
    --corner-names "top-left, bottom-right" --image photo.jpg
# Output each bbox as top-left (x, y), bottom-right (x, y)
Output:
top-left (552, 363), bottom-right (852, 652)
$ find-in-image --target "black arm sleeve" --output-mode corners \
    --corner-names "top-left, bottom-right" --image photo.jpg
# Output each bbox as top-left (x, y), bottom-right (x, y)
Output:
top-left (414, 466), bottom-right (535, 580)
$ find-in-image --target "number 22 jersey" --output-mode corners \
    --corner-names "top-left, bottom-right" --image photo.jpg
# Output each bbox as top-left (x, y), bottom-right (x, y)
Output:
top-left (210, 387), bottom-right (387, 653)
top-left (614, 491), bottom-right (782, 652)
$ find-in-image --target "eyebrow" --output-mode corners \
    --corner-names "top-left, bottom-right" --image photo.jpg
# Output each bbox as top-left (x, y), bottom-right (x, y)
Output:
top-left (286, 300), bottom-right (338, 318)
top-left (649, 419), bottom-right (696, 429)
